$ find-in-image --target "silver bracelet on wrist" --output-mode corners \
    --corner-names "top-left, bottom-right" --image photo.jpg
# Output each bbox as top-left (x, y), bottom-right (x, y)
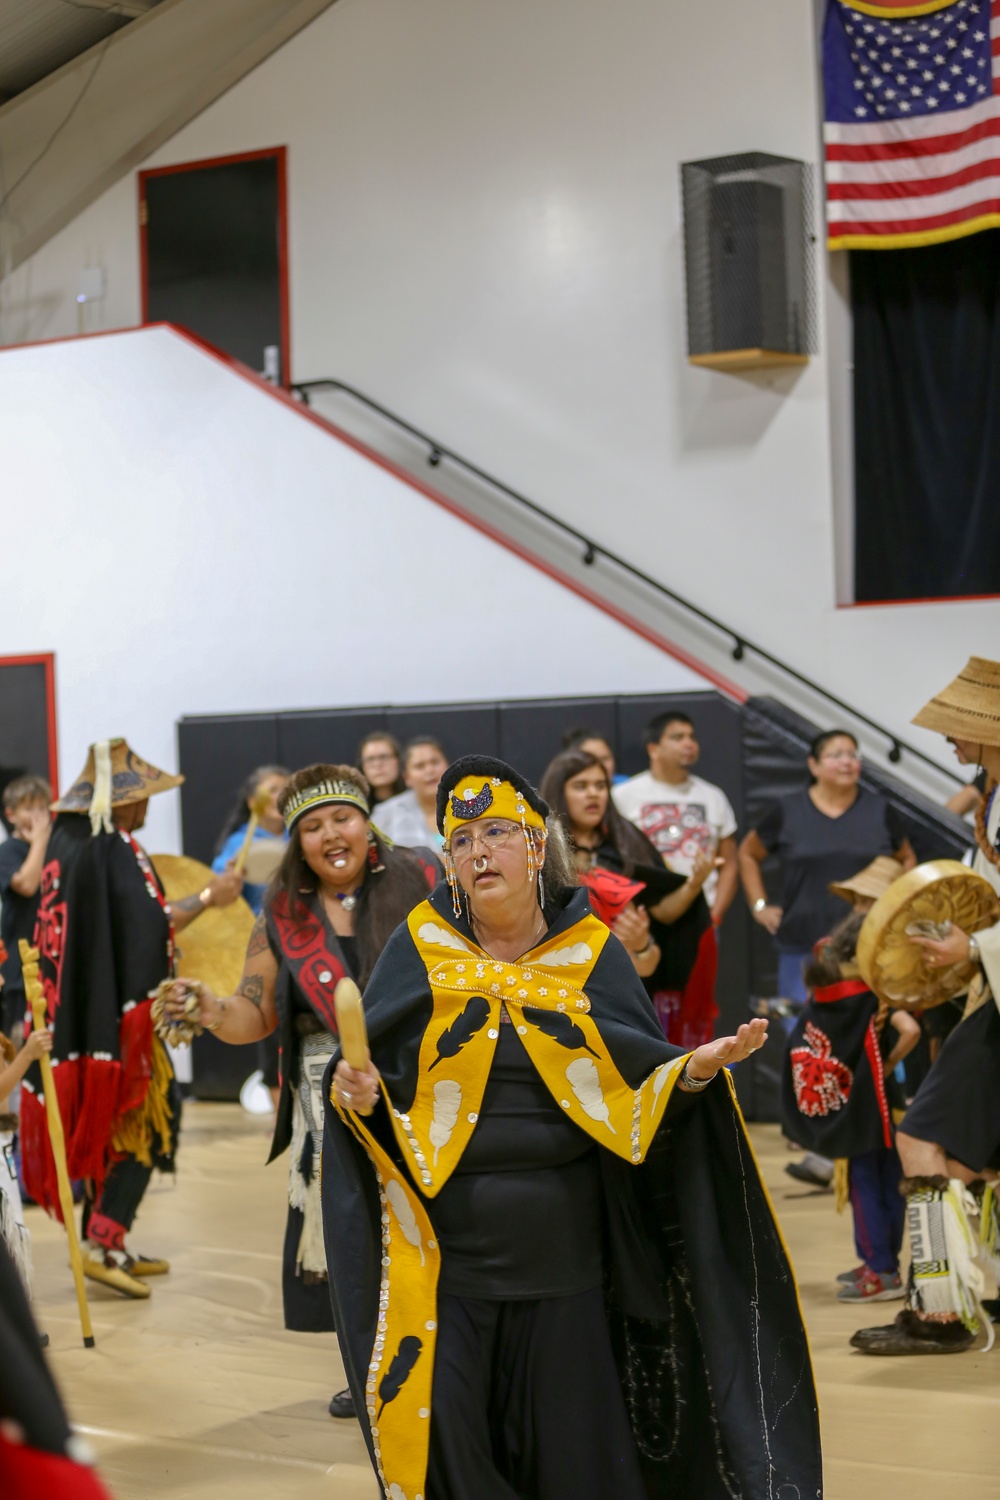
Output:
top-left (969, 933), bottom-right (981, 965)
top-left (753, 897), bottom-right (767, 914)
top-left (679, 1061), bottom-right (713, 1092)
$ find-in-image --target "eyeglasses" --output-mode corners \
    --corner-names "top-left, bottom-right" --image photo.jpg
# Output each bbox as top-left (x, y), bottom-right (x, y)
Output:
top-left (362, 753), bottom-right (397, 766)
top-left (448, 820), bottom-right (519, 860)
top-left (820, 751), bottom-right (862, 764)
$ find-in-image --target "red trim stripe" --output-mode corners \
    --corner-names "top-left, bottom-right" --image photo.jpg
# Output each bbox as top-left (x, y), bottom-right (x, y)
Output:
top-left (828, 156), bottom-right (1000, 199)
top-left (864, 1019), bottom-right (894, 1149)
top-left (826, 116), bottom-right (1000, 164)
top-left (830, 196), bottom-right (1000, 233)
top-left (813, 978), bottom-right (872, 1004)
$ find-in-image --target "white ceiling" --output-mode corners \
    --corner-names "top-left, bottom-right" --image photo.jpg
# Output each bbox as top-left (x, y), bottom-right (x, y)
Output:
top-left (0, 0), bottom-right (166, 102)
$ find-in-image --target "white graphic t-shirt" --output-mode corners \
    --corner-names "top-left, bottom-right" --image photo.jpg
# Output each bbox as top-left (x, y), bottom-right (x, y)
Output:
top-left (612, 771), bottom-right (737, 907)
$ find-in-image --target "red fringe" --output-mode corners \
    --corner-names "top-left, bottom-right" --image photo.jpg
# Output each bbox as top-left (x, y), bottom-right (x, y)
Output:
top-left (0, 1432), bottom-right (113, 1500)
top-left (66, 1057), bottom-right (121, 1188)
top-left (117, 1001), bottom-right (154, 1119)
top-left (654, 925), bottom-right (720, 1050)
top-left (19, 1088), bottom-right (62, 1221)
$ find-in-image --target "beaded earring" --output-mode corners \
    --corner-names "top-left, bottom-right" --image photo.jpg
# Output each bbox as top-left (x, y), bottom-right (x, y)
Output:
top-left (367, 828), bottom-right (385, 874)
top-left (445, 852), bottom-right (462, 918)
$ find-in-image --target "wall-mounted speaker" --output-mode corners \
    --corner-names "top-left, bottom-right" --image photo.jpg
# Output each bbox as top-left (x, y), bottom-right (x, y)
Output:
top-left (681, 151), bottom-right (816, 372)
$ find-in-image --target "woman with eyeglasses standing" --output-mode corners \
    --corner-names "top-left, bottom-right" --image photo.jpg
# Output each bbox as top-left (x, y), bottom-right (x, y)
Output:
top-left (738, 729), bottom-right (916, 1007)
top-left (356, 732), bottom-right (406, 804)
top-left (322, 756), bottom-right (820, 1500)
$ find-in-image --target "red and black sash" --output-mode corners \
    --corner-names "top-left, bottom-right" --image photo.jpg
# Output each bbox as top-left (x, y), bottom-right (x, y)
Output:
top-left (265, 890), bottom-right (345, 1035)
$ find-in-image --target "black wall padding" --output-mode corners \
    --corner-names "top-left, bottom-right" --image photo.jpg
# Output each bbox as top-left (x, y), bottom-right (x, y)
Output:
top-left (176, 690), bottom-right (969, 1115)
top-left (0, 662), bottom-right (52, 821)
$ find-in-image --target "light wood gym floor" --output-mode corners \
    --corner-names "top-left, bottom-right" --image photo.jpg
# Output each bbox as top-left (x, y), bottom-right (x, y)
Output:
top-left (28, 1103), bottom-right (997, 1500)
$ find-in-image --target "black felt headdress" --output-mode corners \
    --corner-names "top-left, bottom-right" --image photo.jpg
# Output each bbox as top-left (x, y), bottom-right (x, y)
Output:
top-left (435, 756), bottom-right (549, 836)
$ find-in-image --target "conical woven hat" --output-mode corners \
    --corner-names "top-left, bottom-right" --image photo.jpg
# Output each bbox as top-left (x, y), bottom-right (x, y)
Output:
top-left (830, 856), bottom-right (903, 905)
top-left (912, 657), bottom-right (1000, 748)
top-left (54, 738), bottom-right (184, 815)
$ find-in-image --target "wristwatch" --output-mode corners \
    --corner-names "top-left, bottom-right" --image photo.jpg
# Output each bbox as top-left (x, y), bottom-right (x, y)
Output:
top-left (753, 897), bottom-right (767, 914)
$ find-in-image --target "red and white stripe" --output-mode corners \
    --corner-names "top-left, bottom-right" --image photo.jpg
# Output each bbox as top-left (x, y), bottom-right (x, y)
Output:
top-left (824, 0), bottom-right (1000, 245)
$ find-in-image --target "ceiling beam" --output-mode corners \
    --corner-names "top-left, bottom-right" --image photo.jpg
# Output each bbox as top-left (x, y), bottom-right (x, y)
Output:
top-left (0, 0), bottom-right (338, 275)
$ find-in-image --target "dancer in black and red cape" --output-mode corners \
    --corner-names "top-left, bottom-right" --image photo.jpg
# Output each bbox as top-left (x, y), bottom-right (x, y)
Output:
top-left (20, 738), bottom-right (242, 1299)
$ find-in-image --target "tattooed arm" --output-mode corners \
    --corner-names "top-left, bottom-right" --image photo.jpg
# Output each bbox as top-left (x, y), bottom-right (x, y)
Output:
top-left (169, 867), bottom-right (245, 932)
top-left (161, 912), bottom-right (278, 1042)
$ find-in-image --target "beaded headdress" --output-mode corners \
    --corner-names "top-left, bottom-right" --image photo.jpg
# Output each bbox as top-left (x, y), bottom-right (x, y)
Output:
top-left (282, 777), bottom-right (371, 833)
top-left (436, 756), bottom-right (550, 917)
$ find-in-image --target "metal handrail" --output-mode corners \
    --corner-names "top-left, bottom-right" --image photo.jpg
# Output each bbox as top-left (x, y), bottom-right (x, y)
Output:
top-left (293, 376), bottom-right (963, 785)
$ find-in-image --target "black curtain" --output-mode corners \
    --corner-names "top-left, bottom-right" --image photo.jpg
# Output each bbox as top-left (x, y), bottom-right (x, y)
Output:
top-left (852, 230), bottom-right (1000, 602)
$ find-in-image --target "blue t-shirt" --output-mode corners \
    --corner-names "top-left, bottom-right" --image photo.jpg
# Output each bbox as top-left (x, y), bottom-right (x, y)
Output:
top-left (212, 825), bottom-right (287, 915)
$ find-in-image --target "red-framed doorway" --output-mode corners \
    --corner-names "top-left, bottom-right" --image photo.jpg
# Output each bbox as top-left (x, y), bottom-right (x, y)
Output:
top-left (138, 146), bottom-right (291, 388)
top-left (0, 653), bottom-right (59, 797)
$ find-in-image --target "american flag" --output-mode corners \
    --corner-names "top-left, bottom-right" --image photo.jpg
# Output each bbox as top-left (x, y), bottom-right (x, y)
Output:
top-left (823, 0), bottom-right (1000, 247)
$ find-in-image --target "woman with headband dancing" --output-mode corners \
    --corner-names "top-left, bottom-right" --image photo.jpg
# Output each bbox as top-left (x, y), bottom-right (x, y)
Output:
top-left (161, 763), bottom-right (438, 1416)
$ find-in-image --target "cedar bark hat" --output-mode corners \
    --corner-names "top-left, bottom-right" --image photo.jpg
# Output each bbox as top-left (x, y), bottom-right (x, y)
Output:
top-left (830, 856), bottom-right (903, 906)
top-left (912, 656), bottom-right (1000, 748)
top-left (54, 738), bottom-right (184, 833)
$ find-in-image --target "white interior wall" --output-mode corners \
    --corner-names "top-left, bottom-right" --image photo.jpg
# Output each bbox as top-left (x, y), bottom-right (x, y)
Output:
top-left (2, 0), bottom-right (996, 781)
top-left (0, 325), bottom-right (709, 852)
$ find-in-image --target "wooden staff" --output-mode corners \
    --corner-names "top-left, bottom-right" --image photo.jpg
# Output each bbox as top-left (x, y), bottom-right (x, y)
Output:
top-left (333, 978), bottom-right (373, 1116)
top-left (20, 941), bottom-right (95, 1349)
top-left (233, 784), bottom-right (274, 876)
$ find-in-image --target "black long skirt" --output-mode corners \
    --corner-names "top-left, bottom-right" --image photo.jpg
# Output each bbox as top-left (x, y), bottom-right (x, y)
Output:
top-left (902, 998), bottom-right (1000, 1172)
top-left (427, 1287), bottom-right (646, 1500)
top-left (281, 1206), bottom-right (335, 1332)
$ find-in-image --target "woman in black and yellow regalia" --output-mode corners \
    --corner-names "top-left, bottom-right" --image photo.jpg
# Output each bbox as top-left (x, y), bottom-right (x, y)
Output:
top-left (324, 756), bottom-right (822, 1500)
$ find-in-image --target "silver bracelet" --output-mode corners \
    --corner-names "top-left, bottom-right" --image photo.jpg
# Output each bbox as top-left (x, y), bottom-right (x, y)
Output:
top-left (679, 1061), bottom-right (713, 1092)
top-left (969, 933), bottom-right (981, 965)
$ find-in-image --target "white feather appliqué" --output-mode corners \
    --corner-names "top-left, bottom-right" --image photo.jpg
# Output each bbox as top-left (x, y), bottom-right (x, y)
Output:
top-left (652, 1062), bottom-right (674, 1101)
top-left (429, 1079), bottom-right (463, 1163)
top-left (418, 922), bottom-right (471, 953)
top-left (565, 1058), bottom-right (615, 1133)
top-left (385, 1178), bottom-right (425, 1266)
top-left (542, 942), bottom-right (593, 967)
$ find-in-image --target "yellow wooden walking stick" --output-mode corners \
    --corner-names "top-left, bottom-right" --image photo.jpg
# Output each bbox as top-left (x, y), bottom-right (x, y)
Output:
top-left (19, 940), bottom-right (96, 1349)
top-left (333, 978), bottom-right (373, 1116)
top-left (233, 783), bottom-right (274, 875)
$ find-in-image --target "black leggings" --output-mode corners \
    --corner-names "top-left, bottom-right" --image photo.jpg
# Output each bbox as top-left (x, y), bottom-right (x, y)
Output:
top-left (427, 1288), bottom-right (645, 1500)
top-left (95, 1155), bottom-right (153, 1232)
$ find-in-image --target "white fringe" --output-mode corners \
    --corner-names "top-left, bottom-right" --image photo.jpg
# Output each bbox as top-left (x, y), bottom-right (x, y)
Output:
top-left (288, 1034), bottom-right (336, 1277)
top-left (0, 1133), bottom-right (31, 1290)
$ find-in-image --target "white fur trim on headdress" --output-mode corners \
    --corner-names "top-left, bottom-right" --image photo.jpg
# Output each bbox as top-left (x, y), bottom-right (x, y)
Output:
top-left (89, 740), bottom-right (114, 835)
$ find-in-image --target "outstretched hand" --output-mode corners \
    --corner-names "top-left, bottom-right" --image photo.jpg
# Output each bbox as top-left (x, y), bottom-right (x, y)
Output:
top-left (686, 1017), bottom-right (768, 1082)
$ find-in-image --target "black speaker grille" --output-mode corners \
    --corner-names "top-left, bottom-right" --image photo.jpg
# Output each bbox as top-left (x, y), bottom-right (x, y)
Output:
top-left (681, 151), bottom-right (817, 357)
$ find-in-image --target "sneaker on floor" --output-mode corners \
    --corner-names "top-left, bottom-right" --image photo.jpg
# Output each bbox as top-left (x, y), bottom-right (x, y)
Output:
top-left (836, 1267), bottom-right (904, 1302)
top-left (836, 1265), bottom-right (866, 1285)
top-left (850, 1308), bottom-right (975, 1355)
top-left (239, 1069), bottom-right (275, 1116)
top-left (82, 1245), bottom-right (151, 1299)
top-left (329, 1388), bottom-right (356, 1419)
top-left (785, 1153), bottom-right (833, 1189)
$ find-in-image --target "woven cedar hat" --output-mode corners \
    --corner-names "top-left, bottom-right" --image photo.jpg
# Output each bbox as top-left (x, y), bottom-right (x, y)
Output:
top-left (54, 738), bottom-right (184, 831)
top-left (912, 657), bottom-right (1000, 749)
top-left (830, 856), bottom-right (903, 906)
